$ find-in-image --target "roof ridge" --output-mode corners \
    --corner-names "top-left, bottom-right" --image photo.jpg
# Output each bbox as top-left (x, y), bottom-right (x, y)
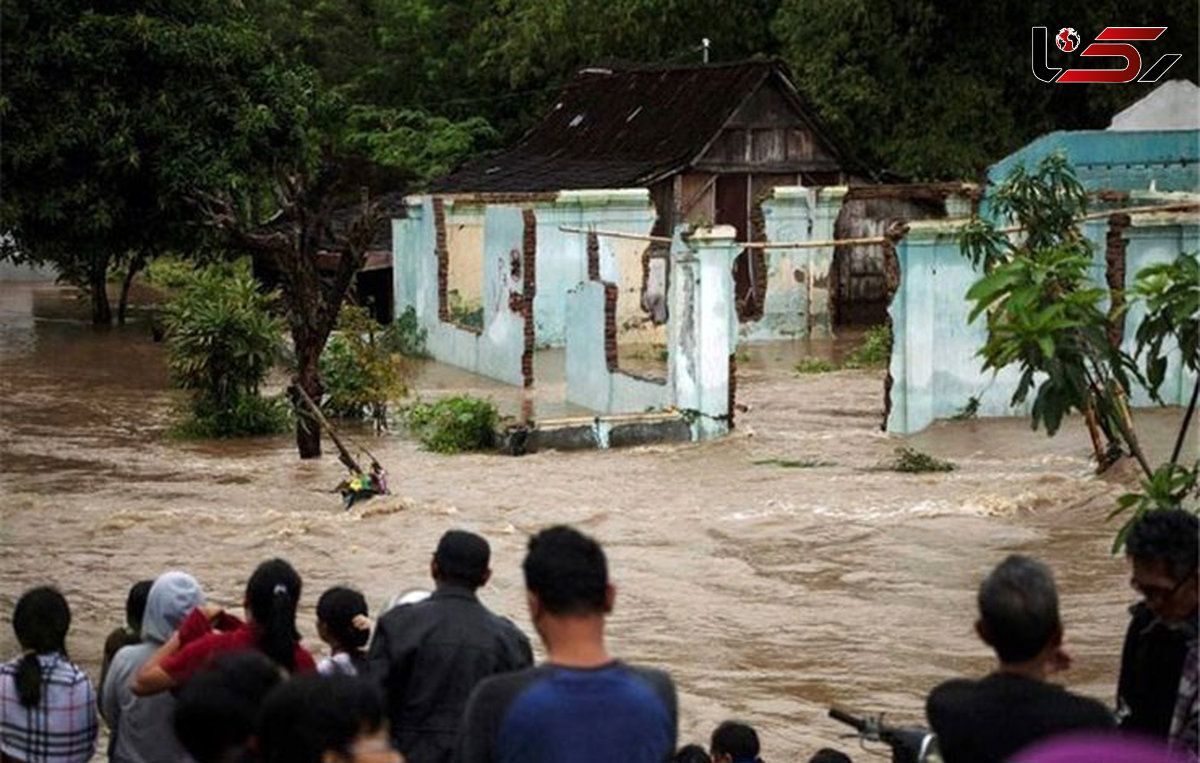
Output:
top-left (573, 57), bottom-right (784, 77)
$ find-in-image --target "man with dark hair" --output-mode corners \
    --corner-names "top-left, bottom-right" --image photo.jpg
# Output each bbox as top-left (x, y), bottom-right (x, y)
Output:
top-left (456, 525), bottom-right (677, 763)
top-left (367, 530), bottom-right (532, 763)
top-left (1119, 508), bottom-right (1199, 755)
top-left (710, 720), bottom-right (762, 763)
top-left (927, 555), bottom-right (1113, 763)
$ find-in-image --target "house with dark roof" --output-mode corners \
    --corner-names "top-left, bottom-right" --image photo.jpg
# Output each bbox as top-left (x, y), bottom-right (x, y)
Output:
top-left (434, 60), bottom-right (869, 317)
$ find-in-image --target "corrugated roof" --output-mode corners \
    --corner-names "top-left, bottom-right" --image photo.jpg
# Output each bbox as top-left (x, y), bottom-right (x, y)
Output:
top-left (432, 60), bottom-right (853, 193)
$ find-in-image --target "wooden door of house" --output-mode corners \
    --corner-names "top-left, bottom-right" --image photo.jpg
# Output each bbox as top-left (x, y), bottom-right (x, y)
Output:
top-left (715, 173), bottom-right (764, 320)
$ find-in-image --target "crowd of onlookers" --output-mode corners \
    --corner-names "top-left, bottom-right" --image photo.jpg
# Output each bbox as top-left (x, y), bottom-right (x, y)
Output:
top-left (0, 510), bottom-right (1195, 763)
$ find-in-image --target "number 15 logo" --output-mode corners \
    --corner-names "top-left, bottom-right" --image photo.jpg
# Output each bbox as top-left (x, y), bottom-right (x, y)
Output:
top-left (1031, 26), bottom-right (1182, 83)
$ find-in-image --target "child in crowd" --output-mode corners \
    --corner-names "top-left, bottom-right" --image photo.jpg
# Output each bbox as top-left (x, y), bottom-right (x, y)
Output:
top-left (317, 586), bottom-right (372, 676)
top-left (174, 651), bottom-right (283, 763)
top-left (675, 744), bottom-right (713, 762)
top-left (258, 673), bottom-right (403, 763)
top-left (711, 721), bottom-right (764, 763)
top-left (99, 579), bottom-right (152, 692)
top-left (0, 587), bottom-right (98, 763)
top-left (133, 558), bottom-right (316, 695)
top-left (808, 749), bottom-right (852, 763)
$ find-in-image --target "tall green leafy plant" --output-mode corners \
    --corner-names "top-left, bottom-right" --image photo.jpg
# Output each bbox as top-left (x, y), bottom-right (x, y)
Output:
top-left (320, 305), bottom-right (407, 424)
top-left (163, 264), bottom-right (289, 437)
top-left (959, 154), bottom-right (1199, 549)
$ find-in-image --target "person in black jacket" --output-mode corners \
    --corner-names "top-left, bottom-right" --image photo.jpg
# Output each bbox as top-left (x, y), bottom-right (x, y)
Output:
top-left (366, 530), bottom-right (532, 763)
top-left (927, 555), bottom-right (1113, 763)
top-left (1119, 508), bottom-right (1198, 752)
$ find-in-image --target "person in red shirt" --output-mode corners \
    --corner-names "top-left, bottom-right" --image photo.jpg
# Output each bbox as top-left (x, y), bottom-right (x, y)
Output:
top-left (132, 558), bottom-right (316, 695)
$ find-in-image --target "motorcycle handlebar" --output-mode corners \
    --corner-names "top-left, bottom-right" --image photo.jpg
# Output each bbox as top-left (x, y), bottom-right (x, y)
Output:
top-left (827, 707), bottom-right (868, 733)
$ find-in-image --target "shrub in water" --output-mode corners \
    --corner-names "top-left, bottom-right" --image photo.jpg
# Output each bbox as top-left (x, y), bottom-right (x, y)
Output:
top-left (403, 396), bottom-right (498, 453)
top-left (171, 393), bottom-right (291, 439)
top-left (163, 263), bottom-right (288, 437)
top-left (889, 447), bottom-right (956, 473)
top-left (795, 357), bottom-right (836, 374)
top-left (843, 323), bottom-right (893, 368)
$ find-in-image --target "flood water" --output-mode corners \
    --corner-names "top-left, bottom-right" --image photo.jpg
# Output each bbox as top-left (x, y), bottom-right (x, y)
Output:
top-left (1, 281), bottom-right (1194, 759)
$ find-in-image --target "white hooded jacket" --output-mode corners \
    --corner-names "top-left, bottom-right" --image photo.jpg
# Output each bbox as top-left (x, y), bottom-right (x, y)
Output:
top-left (100, 571), bottom-right (204, 763)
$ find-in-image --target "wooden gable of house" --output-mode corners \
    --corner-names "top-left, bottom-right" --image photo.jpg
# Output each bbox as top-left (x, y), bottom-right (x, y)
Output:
top-left (693, 74), bottom-right (843, 175)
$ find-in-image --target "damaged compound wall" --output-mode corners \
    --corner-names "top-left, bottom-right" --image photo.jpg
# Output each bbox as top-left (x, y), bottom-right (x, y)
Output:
top-left (742, 186), bottom-right (841, 341)
top-left (565, 225), bottom-right (740, 439)
top-left (394, 189), bottom-right (663, 386)
top-left (887, 128), bottom-right (1200, 434)
top-left (393, 198), bottom-right (530, 386)
top-left (739, 184), bottom-right (971, 341)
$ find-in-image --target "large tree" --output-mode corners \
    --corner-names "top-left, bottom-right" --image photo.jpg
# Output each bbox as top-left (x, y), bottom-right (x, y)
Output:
top-left (0, 0), bottom-right (295, 323)
top-left (199, 147), bottom-right (391, 459)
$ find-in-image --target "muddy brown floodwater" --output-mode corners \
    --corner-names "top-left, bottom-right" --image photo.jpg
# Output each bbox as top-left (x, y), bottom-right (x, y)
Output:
top-left (1, 282), bottom-right (1195, 761)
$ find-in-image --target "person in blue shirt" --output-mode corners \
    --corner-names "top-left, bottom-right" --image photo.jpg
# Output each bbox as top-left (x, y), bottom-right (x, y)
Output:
top-left (456, 525), bottom-right (677, 763)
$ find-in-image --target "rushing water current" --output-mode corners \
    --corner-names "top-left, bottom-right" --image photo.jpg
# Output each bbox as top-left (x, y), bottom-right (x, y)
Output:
top-left (1, 282), bottom-right (1193, 760)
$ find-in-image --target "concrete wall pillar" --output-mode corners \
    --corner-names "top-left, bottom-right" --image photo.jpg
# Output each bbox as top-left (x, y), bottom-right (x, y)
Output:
top-left (672, 225), bottom-right (739, 438)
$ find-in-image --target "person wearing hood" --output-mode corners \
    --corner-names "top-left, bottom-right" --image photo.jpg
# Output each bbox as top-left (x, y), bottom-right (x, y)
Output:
top-left (101, 571), bottom-right (205, 763)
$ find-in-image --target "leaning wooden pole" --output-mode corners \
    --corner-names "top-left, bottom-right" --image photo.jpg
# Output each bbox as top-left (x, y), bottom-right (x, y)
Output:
top-left (292, 384), bottom-right (364, 474)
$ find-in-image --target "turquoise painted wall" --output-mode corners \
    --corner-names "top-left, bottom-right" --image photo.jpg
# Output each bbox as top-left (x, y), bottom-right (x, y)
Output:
top-left (988, 129), bottom-right (1200, 193)
top-left (888, 129), bottom-right (1200, 434)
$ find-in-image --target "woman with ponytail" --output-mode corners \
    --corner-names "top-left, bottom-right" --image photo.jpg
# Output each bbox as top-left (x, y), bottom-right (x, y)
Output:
top-left (132, 558), bottom-right (315, 696)
top-left (315, 586), bottom-right (372, 676)
top-left (0, 587), bottom-right (98, 763)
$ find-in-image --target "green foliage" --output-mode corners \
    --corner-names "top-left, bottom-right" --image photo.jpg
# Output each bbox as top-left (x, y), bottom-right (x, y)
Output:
top-left (950, 396), bottom-right (980, 421)
top-left (144, 257), bottom-right (204, 291)
top-left (795, 357), bottom-right (836, 374)
top-left (379, 306), bottom-right (430, 358)
top-left (403, 396), bottom-right (499, 453)
top-left (773, 0), bottom-right (1198, 179)
top-left (1133, 252), bottom-right (1200, 396)
top-left (0, 0), bottom-right (315, 322)
top-left (320, 305), bottom-right (406, 419)
top-left (163, 264), bottom-right (288, 437)
top-left (344, 106), bottom-right (497, 182)
top-left (1109, 464), bottom-right (1200, 553)
top-left (960, 154), bottom-right (1139, 437)
top-left (888, 447), bottom-right (956, 473)
top-left (447, 291), bottom-right (484, 330)
top-left (959, 155), bottom-right (1200, 551)
top-left (843, 324), bottom-right (892, 368)
top-left (170, 393), bottom-right (291, 439)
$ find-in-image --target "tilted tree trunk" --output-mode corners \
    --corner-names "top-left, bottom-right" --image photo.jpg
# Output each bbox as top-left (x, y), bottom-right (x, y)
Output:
top-left (89, 257), bottom-right (112, 325)
top-left (117, 252), bottom-right (147, 325)
top-left (291, 334), bottom-right (326, 458)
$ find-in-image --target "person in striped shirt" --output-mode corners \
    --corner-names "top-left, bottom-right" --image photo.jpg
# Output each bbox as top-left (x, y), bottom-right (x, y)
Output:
top-left (0, 587), bottom-right (98, 763)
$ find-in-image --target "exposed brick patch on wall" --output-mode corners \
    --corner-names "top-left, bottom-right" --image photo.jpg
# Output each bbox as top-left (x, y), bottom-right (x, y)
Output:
top-left (727, 352), bottom-right (738, 429)
top-left (880, 232), bottom-right (901, 431)
top-left (434, 197), bottom-right (450, 323)
top-left (521, 209), bottom-right (538, 388)
top-left (604, 282), bottom-right (620, 372)
top-left (1106, 213), bottom-right (1131, 349)
top-left (587, 232), bottom-right (601, 281)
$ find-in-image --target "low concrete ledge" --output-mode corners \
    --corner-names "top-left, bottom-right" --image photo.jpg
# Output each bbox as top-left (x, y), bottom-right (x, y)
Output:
top-left (512, 410), bottom-right (693, 453)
